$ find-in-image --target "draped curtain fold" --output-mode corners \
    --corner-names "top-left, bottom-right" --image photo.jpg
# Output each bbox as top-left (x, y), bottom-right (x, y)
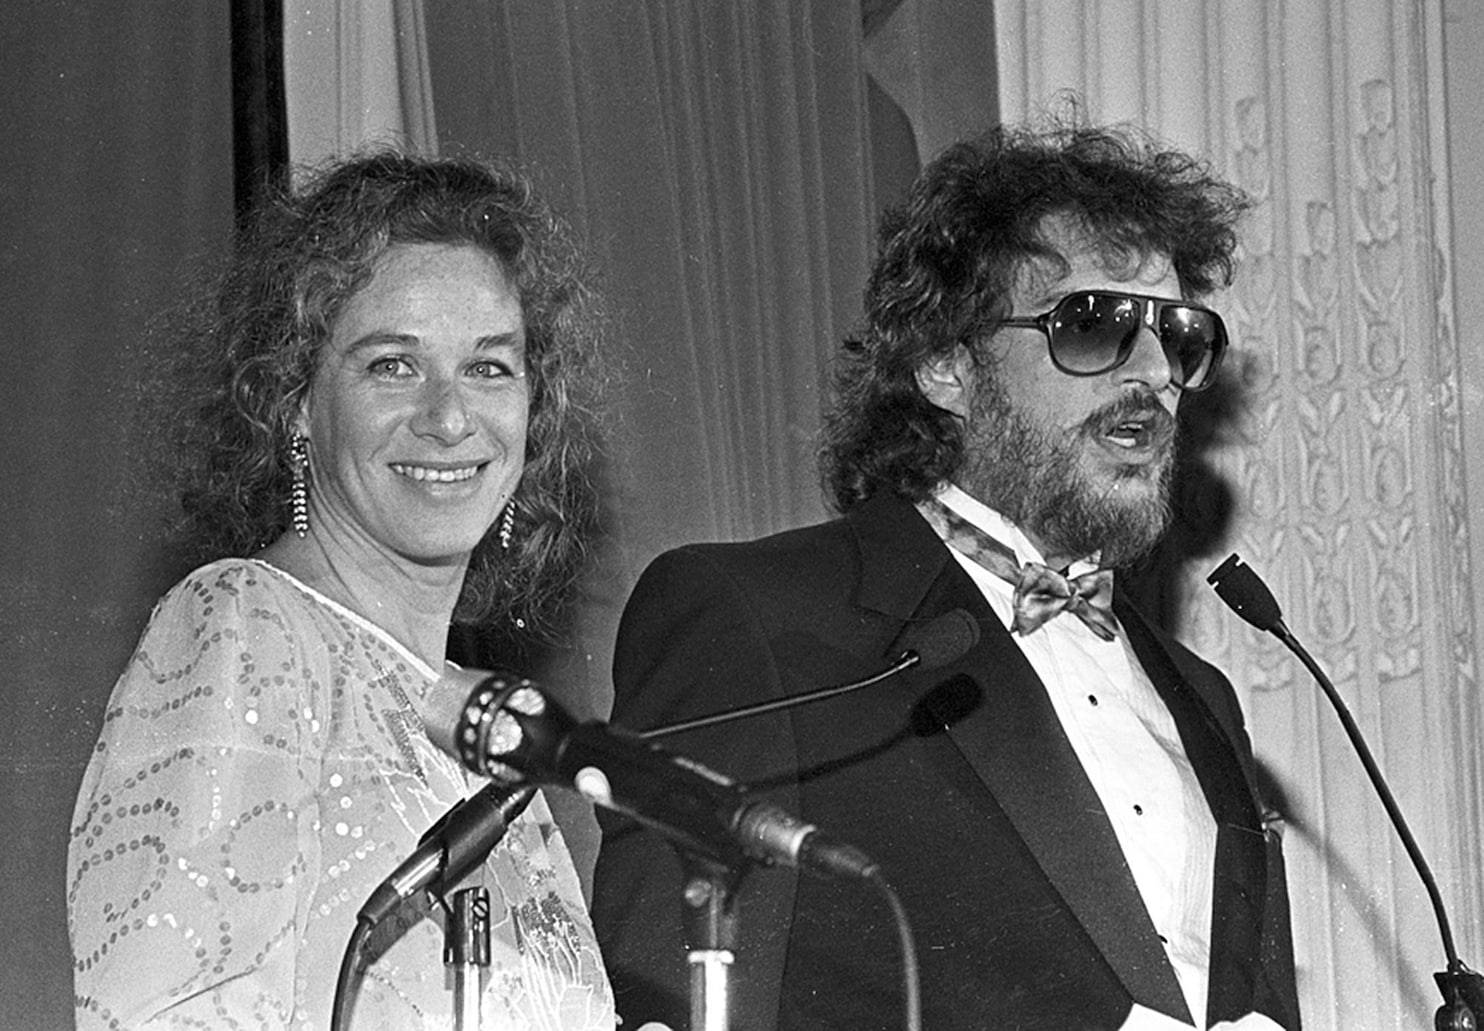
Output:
top-left (284, 0), bottom-right (437, 166)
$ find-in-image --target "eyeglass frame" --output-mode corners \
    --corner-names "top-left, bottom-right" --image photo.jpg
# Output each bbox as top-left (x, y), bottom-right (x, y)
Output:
top-left (994, 289), bottom-right (1229, 392)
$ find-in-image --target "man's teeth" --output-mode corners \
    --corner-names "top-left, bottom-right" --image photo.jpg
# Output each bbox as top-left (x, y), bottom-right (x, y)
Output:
top-left (391, 464), bottom-right (479, 482)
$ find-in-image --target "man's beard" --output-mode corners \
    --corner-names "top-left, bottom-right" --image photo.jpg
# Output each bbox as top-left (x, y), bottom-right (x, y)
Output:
top-left (956, 379), bottom-right (1177, 569)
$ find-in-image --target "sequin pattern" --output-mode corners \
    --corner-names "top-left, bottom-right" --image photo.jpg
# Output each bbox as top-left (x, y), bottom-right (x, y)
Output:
top-left (67, 559), bottom-right (615, 1030)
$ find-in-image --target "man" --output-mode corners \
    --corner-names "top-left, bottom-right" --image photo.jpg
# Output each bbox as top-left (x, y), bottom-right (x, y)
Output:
top-left (591, 122), bottom-right (1301, 1031)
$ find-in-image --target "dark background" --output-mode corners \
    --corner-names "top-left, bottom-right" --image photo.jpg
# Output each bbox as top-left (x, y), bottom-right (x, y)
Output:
top-left (1, 6), bottom-right (236, 1028)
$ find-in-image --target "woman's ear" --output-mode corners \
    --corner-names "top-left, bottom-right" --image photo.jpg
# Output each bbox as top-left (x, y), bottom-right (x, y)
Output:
top-left (292, 386), bottom-right (313, 439)
top-left (915, 345), bottom-right (974, 418)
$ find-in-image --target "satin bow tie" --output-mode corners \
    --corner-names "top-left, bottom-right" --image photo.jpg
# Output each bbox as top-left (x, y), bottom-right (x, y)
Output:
top-left (1008, 562), bottom-right (1118, 640)
top-left (917, 496), bottom-right (1119, 641)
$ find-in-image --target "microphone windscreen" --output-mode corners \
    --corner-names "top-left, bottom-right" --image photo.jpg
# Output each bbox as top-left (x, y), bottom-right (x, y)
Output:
top-left (902, 609), bottom-right (980, 670)
top-left (1206, 553), bottom-right (1284, 632)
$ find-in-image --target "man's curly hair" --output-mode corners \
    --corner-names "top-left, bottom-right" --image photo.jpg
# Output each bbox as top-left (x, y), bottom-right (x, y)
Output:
top-left (821, 120), bottom-right (1250, 512)
top-left (164, 150), bottom-right (605, 636)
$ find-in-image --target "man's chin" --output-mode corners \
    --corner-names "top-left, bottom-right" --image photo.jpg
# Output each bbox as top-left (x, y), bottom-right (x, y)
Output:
top-left (1045, 458), bottom-right (1174, 567)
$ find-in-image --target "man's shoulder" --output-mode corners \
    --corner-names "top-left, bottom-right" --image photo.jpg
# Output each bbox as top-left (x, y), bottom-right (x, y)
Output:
top-left (635, 521), bottom-right (856, 616)
top-left (640, 494), bottom-right (927, 586)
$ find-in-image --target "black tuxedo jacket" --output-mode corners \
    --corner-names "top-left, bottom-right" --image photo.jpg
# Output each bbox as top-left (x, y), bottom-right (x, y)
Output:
top-left (590, 495), bottom-right (1301, 1030)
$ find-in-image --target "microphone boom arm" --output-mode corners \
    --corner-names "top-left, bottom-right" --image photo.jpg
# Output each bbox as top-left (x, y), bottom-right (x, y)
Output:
top-left (641, 653), bottom-right (920, 740)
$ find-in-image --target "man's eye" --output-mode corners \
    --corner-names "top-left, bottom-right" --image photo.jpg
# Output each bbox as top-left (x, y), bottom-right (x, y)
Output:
top-left (1058, 311), bottom-right (1109, 336)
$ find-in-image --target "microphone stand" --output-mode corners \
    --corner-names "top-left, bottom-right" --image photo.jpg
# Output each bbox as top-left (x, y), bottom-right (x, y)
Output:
top-left (443, 886), bottom-right (491, 1031)
top-left (337, 784), bottom-right (533, 1031)
top-left (681, 858), bottom-right (743, 1031)
top-left (1208, 555), bottom-right (1484, 1030)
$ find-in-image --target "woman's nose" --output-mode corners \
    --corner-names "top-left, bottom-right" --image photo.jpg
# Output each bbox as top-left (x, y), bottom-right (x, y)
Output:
top-left (413, 378), bottom-right (475, 443)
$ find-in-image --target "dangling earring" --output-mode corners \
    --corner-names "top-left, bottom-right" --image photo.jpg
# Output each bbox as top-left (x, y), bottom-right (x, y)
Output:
top-left (289, 433), bottom-right (310, 538)
top-left (498, 499), bottom-right (517, 551)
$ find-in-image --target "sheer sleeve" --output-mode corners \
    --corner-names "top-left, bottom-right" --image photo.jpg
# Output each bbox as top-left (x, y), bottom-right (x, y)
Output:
top-left (68, 565), bottom-right (329, 1029)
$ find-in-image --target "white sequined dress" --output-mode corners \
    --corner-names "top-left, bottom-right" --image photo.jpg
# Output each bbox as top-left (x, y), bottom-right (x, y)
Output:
top-left (67, 558), bottom-right (616, 1030)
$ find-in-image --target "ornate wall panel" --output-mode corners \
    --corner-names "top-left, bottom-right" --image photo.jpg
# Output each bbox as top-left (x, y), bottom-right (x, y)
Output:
top-left (997, 2), bottom-right (1480, 1027)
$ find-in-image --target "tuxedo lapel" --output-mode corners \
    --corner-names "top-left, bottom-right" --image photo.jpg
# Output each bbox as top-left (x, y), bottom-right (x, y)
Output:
top-left (1118, 601), bottom-right (1272, 1024)
top-left (847, 499), bottom-right (1193, 1023)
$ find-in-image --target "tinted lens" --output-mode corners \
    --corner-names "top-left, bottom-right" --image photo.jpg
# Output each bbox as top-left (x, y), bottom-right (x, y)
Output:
top-left (1157, 304), bottom-right (1223, 389)
top-left (1045, 292), bottom-right (1140, 374)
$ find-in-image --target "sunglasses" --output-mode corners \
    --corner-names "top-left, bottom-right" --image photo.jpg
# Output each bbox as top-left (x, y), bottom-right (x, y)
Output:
top-left (997, 290), bottom-right (1228, 392)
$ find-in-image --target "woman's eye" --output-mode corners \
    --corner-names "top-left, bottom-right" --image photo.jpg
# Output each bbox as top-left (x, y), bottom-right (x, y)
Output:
top-left (469, 359), bottom-right (518, 380)
top-left (368, 355), bottom-right (413, 377)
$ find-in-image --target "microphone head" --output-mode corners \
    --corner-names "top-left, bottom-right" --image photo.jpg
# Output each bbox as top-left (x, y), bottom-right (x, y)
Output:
top-left (900, 609), bottom-right (980, 670)
top-left (425, 669), bottom-right (572, 783)
top-left (1206, 553), bottom-right (1285, 632)
top-left (424, 667), bottom-right (503, 757)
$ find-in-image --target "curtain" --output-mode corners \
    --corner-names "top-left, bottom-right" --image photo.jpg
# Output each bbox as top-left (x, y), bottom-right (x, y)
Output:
top-left (995, 2), bottom-right (1484, 1027)
top-left (283, 0), bottom-right (437, 166)
top-left (0, 5), bottom-right (236, 1027)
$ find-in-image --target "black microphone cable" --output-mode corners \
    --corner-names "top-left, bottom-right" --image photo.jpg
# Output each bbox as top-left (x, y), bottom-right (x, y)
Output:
top-left (331, 916), bottom-right (372, 1031)
top-left (867, 866), bottom-right (922, 1031)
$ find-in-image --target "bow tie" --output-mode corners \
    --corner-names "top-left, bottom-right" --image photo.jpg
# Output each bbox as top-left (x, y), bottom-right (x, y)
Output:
top-left (917, 497), bottom-right (1119, 641)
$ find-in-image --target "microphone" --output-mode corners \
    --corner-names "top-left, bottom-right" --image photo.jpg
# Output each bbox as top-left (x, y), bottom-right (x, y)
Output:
top-left (358, 781), bottom-right (536, 926)
top-left (424, 672), bottom-right (878, 879)
top-left (1205, 554), bottom-right (1284, 633)
top-left (642, 608), bottom-right (981, 739)
top-left (1207, 554), bottom-right (1484, 1030)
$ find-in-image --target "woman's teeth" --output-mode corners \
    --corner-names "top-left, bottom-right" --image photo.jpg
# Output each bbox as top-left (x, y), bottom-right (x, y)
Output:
top-left (391, 464), bottom-right (479, 482)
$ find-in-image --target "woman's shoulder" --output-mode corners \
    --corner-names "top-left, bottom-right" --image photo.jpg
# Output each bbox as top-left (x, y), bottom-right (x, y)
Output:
top-left (152, 557), bottom-right (340, 624)
top-left (131, 557), bottom-right (343, 670)
top-left (155, 555), bottom-right (292, 605)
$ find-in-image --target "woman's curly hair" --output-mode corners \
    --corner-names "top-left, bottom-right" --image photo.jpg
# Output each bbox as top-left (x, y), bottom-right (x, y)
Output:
top-left (821, 119), bottom-right (1250, 512)
top-left (164, 149), bottom-right (605, 636)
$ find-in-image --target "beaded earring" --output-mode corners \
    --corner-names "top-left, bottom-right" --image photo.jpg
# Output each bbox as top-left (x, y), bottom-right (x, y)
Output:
top-left (498, 499), bottom-right (517, 551)
top-left (289, 433), bottom-right (310, 538)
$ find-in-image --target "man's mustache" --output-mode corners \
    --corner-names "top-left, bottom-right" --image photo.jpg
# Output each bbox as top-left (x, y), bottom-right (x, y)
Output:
top-left (1080, 392), bottom-right (1177, 448)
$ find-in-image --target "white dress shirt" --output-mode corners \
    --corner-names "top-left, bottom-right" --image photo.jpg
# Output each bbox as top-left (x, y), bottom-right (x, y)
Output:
top-left (932, 485), bottom-right (1281, 1031)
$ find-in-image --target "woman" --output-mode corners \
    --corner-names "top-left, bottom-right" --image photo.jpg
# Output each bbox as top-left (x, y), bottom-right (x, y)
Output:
top-left (67, 152), bottom-right (616, 1029)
